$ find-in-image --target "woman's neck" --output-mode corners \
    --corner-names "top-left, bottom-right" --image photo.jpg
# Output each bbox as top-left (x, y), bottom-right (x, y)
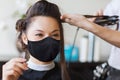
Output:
top-left (29, 55), bottom-right (53, 65)
top-left (27, 56), bottom-right (55, 71)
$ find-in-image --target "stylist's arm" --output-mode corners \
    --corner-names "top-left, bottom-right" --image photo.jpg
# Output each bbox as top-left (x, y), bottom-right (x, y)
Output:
top-left (2, 58), bottom-right (28, 80)
top-left (61, 14), bottom-right (120, 47)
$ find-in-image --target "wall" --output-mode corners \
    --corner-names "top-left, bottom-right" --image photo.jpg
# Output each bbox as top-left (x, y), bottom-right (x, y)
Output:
top-left (0, 0), bottom-right (19, 61)
top-left (0, 0), bottom-right (111, 61)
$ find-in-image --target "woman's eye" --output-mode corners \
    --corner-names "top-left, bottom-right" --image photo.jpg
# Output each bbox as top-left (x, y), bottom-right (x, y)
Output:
top-left (52, 34), bottom-right (60, 37)
top-left (35, 34), bottom-right (44, 37)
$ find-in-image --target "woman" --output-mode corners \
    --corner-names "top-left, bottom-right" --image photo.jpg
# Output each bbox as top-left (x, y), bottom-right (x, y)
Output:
top-left (2, 0), bottom-right (70, 80)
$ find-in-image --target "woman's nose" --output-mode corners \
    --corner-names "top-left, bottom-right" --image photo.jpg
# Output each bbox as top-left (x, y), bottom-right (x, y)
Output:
top-left (44, 34), bottom-right (50, 38)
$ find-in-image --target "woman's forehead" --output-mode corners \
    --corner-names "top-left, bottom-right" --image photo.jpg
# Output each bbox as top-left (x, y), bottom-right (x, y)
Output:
top-left (27, 16), bottom-right (60, 32)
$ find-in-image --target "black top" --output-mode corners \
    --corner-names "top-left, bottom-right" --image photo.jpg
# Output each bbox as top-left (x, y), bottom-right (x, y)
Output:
top-left (18, 63), bottom-right (61, 80)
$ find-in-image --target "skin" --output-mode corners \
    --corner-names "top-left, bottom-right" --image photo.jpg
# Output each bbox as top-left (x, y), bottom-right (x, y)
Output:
top-left (2, 58), bottom-right (28, 80)
top-left (61, 13), bottom-right (120, 48)
top-left (2, 16), bottom-right (60, 80)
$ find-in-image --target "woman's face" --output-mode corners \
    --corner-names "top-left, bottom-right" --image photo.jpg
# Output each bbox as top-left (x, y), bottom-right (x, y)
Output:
top-left (22, 16), bottom-right (60, 44)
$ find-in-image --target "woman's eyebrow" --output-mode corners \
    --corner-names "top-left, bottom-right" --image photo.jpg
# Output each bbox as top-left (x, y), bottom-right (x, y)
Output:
top-left (35, 30), bottom-right (44, 32)
top-left (51, 30), bottom-right (60, 33)
top-left (34, 29), bottom-right (59, 33)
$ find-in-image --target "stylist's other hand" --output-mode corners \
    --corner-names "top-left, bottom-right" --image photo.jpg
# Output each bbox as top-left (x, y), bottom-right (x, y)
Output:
top-left (2, 58), bottom-right (28, 80)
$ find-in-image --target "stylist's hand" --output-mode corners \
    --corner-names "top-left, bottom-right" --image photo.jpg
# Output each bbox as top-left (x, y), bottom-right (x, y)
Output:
top-left (61, 10), bottom-right (104, 30)
top-left (2, 58), bottom-right (28, 80)
top-left (61, 14), bottom-right (88, 27)
top-left (61, 14), bottom-right (96, 31)
top-left (61, 10), bottom-right (103, 27)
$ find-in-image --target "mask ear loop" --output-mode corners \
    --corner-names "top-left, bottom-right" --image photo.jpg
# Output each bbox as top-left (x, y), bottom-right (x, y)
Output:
top-left (67, 27), bottom-right (79, 67)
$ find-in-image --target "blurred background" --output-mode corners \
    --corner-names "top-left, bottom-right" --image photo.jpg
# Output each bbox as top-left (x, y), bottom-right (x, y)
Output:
top-left (0, 0), bottom-right (112, 62)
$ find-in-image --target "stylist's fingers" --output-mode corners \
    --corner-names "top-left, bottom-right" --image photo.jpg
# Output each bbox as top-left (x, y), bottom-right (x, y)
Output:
top-left (10, 58), bottom-right (27, 63)
top-left (3, 64), bottom-right (18, 80)
top-left (16, 62), bottom-right (28, 71)
top-left (4, 58), bottom-right (28, 72)
top-left (94, 9), bottom-right (103, 16)
top-left (88, 9), bottom-right (104, 22)
top-left (3, 58), bottom-right (28, 80)
top-left (4, 65), bottom-right (22, 78)
top-left (61, 14), bottom-right (77, 26)
top-left (61, 14), bottom-right (70, 20)
top-left (61, 14), bottom-right (87, 26)
top-left (61, 14), bottom-right (73, 23)
top-left (10, 62), bottom-right (28, 75)
top-left (5, 58), bottom-right (28, 70)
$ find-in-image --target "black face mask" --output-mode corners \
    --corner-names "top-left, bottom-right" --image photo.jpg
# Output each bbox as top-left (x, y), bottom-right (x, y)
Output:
top-left (27, 37), bottom-right (60, 62)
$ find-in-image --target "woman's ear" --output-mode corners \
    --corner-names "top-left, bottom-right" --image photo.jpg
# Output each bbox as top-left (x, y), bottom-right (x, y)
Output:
top-left (21, 33), bottom-right (28, 45)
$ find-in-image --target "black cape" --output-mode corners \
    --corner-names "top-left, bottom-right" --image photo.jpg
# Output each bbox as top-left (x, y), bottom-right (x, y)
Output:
top-left (18, 63), bottom-right (61, 80)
